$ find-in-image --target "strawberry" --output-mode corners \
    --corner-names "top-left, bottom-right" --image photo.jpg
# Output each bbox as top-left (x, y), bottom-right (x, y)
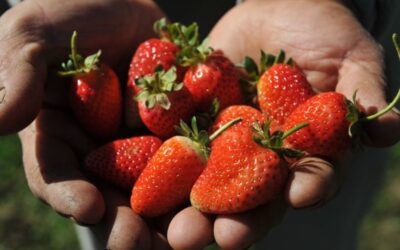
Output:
top-left (135, 66), bottom-right (195, 139)
top-left (182, 42), bottom-right (244, 112)
top-left (85, 136), bottom-right (162, 191)
top-left (126, 37), bottom-right (180, 129)
top-left (283, 90), bottom-right (400, 158)
top-left (191, 105), bottom-right (306, 214)
top-left (59, 31), bottom-right (122, 140)
top-left (131, 116), bottom-right (242, 217)
top-left (243, 50), bottom-right (315, 131)
top-left (126, 19), bottom-right (198, 129)
top-left (209, 105), bottom-right (265, 134)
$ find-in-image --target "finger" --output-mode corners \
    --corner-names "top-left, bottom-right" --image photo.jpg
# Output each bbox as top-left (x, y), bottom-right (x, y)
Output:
top-left (19, 115), bottom-right (104, 225)
top-left (34, 109), bottom-right (96, 159)
top-left (167, 206), bottom-right (214, 250)
top-left (213, 198), bottom-right (287, 250)
top-left (336, 33), bottom-right (400, 146)
top-left (0, 3), bottom-right (47, 134)
top-left (285, 157), bottom-right (341, 208)
top-left (91, 186), bottom-right (154, 250)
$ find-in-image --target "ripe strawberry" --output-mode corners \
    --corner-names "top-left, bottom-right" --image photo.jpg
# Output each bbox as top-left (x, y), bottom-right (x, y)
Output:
top-left (282, 92), bottom-right (350, 158)
top-left (135, 66), bottom-right (195, 139)
top-left (126, 19), bottom-right (198, 129)
top-left (243, 50), bottom-right (315, 131)
top-left (283, 90), bottom-right (400, 158)
top-left (191, 106), bottom-right (306, 214)
top-left (85, 136), bottom-right (162, 191)
top-left (126, 38), bottom-right (180, 129)
top-left (209, 105), bottom-right (266, 134)
top-left (59, 31), bottom-right (122, 140)
top-left (131, 116), bottom-right (242, 217)
top-left (182, 43), bottom-right (244, 112)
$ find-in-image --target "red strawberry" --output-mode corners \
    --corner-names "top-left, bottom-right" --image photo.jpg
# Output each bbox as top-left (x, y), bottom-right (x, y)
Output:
top-left (209, 105), bottom-right (266, 134)
top-left (85, 136), bottom-right (162, 191)
top-left (126, 19), bottom-right (198, 129)
top-left (283, 90), bottom-right (400, 158)
top-left (191, 105), bottom-right (306, 214)
top-left (131, 117), bottom-right (241, 217)
top-left (59, 31), bottom-right (122, 140)
top-left (126, 38), bottom-right (181, 130)
top-left (282, 92), bottom-right (350, 158)
top-left (182, 44), bottom-right (244, 112)
top-left (135, 67), bottom-right (195, 138)
top-left (243, 50), bottom-right (315, 131)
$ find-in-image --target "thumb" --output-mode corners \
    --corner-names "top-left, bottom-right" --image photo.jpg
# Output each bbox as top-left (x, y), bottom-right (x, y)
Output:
top-left (336, 35), bottom-right (400, 147)
top-left (0, 5), bottom-right (47, 135)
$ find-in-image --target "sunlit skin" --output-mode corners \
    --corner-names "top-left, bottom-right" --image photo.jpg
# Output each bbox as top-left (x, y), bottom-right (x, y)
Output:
top-left (0, 0), bottom-right (400, 249)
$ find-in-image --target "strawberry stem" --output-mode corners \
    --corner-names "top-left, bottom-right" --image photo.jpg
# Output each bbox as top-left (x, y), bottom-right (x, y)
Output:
top-left (252, 121), bottom-right (308, 158)
top-left (58, 31), bottom-right (101, 76)
top-left (281, 122), bottom-right (309, 140)
top-left (176, 116), bottom-right (242, 160)
top-left (360, 89), bottom-right (400, 122)
top-left (209, 117), bottom-right (242, 141)
top-left (70, 31), bottom-right (79, 69)
top-left (392, 33), bottom-right (400, 61)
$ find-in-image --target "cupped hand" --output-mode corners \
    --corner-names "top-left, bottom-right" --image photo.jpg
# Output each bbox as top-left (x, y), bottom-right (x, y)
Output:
top-left (167, 0), bottom-right (400, 249)
top-left (1, 0), bottom-right (175, 249)
top-left (0, 0), bottom-right (164, 134)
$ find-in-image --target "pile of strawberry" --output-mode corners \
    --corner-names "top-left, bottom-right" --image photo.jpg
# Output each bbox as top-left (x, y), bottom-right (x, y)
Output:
top-left (59, 19), bottom-right (400, 217)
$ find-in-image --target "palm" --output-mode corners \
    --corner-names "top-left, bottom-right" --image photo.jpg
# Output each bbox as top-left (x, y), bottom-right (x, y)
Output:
top-left (34, 0), bottom-right (162, 65)
top-left (5, 0), bottom-right (170, 249)
top-left (167, 1), bottom-right (399, 249)
top-left (209, 0), bottom-right (383, 96)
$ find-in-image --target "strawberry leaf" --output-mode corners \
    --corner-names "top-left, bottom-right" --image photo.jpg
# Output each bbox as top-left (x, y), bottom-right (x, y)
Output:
top-left (243, 56), bottom-right (259, 80)
top-left (145, 95), bottom-right (156, 109)
top-left (183, 23), bottom-right (199, 47)
top-left (274, 50), bottom-right (286, 64)
top-left (173, 82), bottom-right (184, 91)
top-left (161, 67), bottom-right (177, 87)
top-left (84, 50), bottom-right (101, 72)
top-left (156, 93), bottom-right (171, 110)
top-left (251, 120), bottom-right (308, 159)
top-left (135, 66), bottom-right (183, 110)
top-left (154, 18), bottom-right (169, 37)
top-left (260, 51), bottom-right (275, 74)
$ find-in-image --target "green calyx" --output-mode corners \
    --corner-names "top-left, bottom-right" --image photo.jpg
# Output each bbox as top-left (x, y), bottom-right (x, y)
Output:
top-left (58, 31), bottom-right (101, 76)
top-left (251, 120), bottom-right (308, 158)
top-left (154, 18), bottom-right (199, 48)
top-left (392, 33), bottom-right (400, 61)
top-left (239, 49), bottom-right (294, 97)
top-left (135, 66), bottom-right (183, 110)
top-left (241, 49), bottom-right (294, 82)
top-left (177, 37), bottom-right (213, 67)
top-left (154, 18), bottom-right (213, 67)
top-left (176, 116), bottom-right (242, 159)
top-left (347, 88), bottom-right (400, 139)
top-left (153, 18), bottom-right (213, 67)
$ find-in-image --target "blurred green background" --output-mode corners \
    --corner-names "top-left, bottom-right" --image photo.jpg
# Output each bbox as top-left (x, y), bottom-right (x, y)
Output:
top-left (1, 134), bottom-right (400, 250)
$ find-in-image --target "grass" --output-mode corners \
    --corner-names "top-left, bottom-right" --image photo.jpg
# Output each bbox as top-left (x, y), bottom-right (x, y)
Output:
top-left (357, 144), bottom-right (400, 250)
top-left (1, 134), bottom-right (400, 249)
top-left (0, 135), bottom-right (79, 250)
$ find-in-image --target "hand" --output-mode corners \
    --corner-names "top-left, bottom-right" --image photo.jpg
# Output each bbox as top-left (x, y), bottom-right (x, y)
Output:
top-left (1, 0), bottom-right (173, 249)
top-left (166, 0), bottom-right (400, 249)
